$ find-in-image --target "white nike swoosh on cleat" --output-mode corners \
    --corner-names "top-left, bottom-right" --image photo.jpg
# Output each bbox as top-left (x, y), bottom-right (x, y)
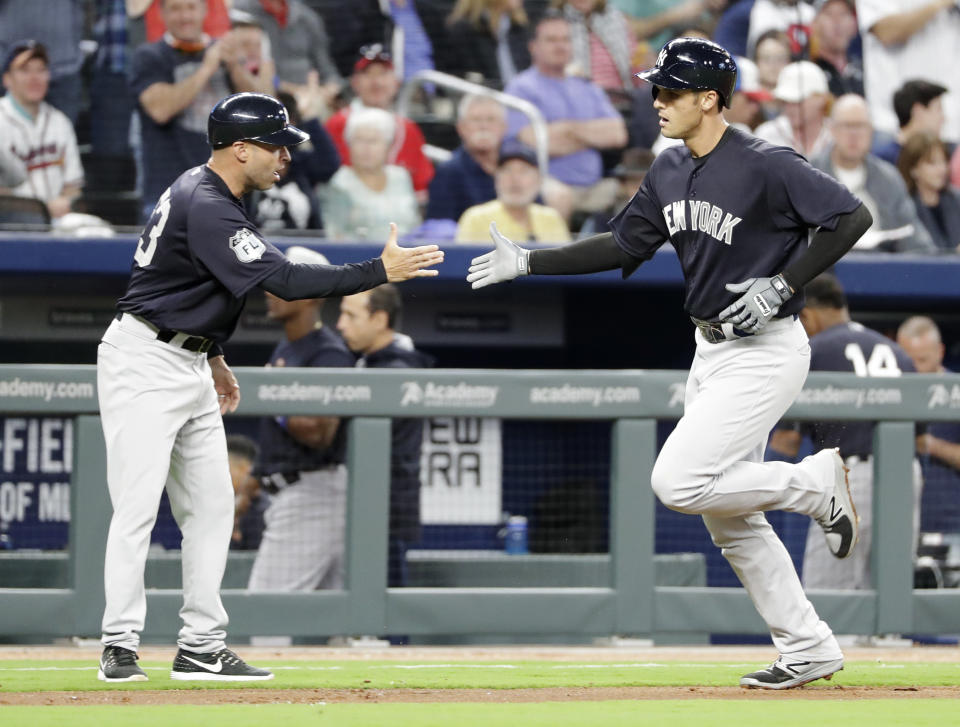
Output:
top-left (181, 654), bottom-right (223, 673)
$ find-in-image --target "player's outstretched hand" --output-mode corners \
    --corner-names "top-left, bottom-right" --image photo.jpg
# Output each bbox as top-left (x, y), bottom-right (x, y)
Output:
top-left (466, 222), bottom-right (530, 290)
top-left (718, 274), bottom-right (793, 333)
top-left (380, 222), bottom-right (444, 281)
top-left (210, 355), bottom-right (241, 414)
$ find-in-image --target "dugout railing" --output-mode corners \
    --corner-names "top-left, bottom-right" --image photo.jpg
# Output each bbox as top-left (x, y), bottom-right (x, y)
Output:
top-left (0, 365), bottom-right (959, 640)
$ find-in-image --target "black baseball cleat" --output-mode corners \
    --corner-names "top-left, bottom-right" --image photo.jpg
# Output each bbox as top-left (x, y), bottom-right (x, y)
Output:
top-left (170, 647), bottom-right (274, 681)
top-left (814, 448), bottom-right (859, 559)
top-left (97, 645), bottom-right (148, 682)
top-left (740, 656), bottom-right (844, 689)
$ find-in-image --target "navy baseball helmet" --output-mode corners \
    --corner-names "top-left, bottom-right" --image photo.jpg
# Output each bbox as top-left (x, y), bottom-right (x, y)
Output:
top-left (637, 38), bottom-right (738, 108)
top-left (208, 93), bottom-right (309, 150)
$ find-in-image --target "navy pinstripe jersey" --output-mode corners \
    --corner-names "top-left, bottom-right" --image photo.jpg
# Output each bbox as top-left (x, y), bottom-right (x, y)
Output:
top-left (117, 165), bottom-right (288, 341)
top-left (257, 326), bottom-right (356, 473)
top-left (609, 127), bottom-right (862, 321)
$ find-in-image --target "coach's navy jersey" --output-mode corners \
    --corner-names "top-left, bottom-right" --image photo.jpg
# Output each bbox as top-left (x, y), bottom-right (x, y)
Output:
top-left (360, 341), bottom-right (434, 543)
top-left (802, 321), bottom-right (915, 458)
top-left (117, 165), bottom-right (288, 341)
top-left (609, 127), bottom-right (862, 321)
top-left (258, 326), bottom-right (356, 474)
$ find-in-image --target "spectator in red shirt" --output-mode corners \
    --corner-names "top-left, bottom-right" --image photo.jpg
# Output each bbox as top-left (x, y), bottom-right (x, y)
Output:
top-left (325, 44), bottom-right (434, 199)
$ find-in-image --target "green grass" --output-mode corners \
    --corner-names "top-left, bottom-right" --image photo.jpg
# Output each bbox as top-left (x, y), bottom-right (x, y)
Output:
top-left (0, 659), bottom-right (957, 692)
top-left (0, 701), bottom-right (957, 727)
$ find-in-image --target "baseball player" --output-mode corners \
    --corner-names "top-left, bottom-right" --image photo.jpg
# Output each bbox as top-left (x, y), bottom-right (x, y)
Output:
top-left (247, 245), bottom-right (354, 593)
top-left (337, 285), bottom-right (433, 589)
top-left (466, 38), bottom-right (873, 689)
top-left (96, 92), bottom-right (443, 683)
top-left (768, 274), bottom-right (923, 591)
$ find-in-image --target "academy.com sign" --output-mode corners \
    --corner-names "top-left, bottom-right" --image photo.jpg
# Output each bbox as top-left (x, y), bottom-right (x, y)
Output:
top-left (258, 382), bottom-right (372, 404)
top-left (0, 378), bottom-right (95, 402)
top-left (529, 384), bottom-right (641, 407)
top-left (795, 384), bottom-right (903, 408)
top-left (401, 381), bottom-right (499, 408)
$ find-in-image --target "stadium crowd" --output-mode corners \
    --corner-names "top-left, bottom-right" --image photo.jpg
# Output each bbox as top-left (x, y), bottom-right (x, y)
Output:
top-left (0, 0), bottom-right (958, 253)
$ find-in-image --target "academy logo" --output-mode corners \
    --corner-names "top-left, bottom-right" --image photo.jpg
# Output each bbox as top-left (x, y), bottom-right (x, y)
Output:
top-left (927, 383), bottom-right (960, 409)
top-left (229, 228), bottom-right (266, 263)
top-left (401, 381), bottom-right (499, 408)
top-left (400, 382), bottom-right (424, 407)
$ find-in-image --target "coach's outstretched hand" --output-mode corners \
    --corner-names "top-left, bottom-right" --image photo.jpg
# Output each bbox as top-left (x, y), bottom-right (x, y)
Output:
top-left (381, 223), bottom-right (445, 282)
top-left (466, 222), bottom-right (531, 290)
top-left (718, 274), bottom-right (794, 333)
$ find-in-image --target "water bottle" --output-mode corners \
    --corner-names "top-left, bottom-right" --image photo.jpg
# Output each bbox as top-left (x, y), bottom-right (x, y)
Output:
top-left (504, 515), bottom-right (529, 555)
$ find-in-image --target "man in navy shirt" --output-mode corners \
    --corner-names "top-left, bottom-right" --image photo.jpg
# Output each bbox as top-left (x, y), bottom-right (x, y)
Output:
top-left (96, 92), bottom-right (443, 683)
top-left (425, 94), bottom-right (505, 223)
top-left (338, 284), bottom-right (433, 589)
top-left (769, 274), bottom-right (921, 591)
top-left (897, 316), bottom-right (960, 536)
top-left (248, 246), bottom-right (356, 594)
top-left (466, 38), bottom-right (873, 689)
top-left (130, 0), bottom-right (270, 220)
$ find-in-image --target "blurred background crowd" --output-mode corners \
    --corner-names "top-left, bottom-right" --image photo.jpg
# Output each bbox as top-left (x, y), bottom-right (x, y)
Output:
top-left (1, 0), bottom-right (959, 253)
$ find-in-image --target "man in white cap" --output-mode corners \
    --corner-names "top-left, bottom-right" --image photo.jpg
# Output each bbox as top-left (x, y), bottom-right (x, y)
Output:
top-left (247, 245), bottom-right (356, 595)
top-left (755, 60), bottom-right (833, 158)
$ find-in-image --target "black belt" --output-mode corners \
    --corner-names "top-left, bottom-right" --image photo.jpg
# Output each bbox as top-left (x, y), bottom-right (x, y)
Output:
top-left (261, 471), bottom-right (302, 495)
top-left (691, 317), bottom-right (752, 344)
top-left (116, 312), bottom-right (214, 354)
top-left (691, 314), bottom-right (798, 344)
top-left (260, 465), bottom-right (340, 494)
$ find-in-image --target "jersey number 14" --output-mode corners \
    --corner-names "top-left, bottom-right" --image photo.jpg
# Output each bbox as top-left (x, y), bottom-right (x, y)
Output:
top-left (134, 188), bottom-right (172, 268)
top-left (843, 343), bottom-right (901, 377)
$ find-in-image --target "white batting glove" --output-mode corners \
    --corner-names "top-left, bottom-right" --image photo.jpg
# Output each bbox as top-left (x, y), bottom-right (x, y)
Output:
top-left (718, 274), bottom-right (793, 333)
top-left (466, 222), bottom-right (530, 290)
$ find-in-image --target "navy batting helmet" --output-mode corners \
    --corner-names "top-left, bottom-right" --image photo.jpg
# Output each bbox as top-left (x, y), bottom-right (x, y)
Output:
top-left (208, 93), bottom-right (309, 150)
top-left (637, 38), bottom-right (738, 109)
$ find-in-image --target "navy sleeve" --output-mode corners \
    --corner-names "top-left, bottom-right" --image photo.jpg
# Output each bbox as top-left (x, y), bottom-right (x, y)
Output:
top-left (425, 161), bottom-right (462, 221)
top-left (766, 148), bottom-right (861, 231)
top-left (608, 173), bottom-right (669, 263)
top-left (130, 44), bottom-right (170, 97)
top-left (186, 188), bottom-right (288, 298)
top-left (295, 118), bottom-right (340, 185)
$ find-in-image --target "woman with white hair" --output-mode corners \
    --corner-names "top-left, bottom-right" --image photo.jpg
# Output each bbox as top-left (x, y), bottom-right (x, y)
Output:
top-left (319, 107), bottom-right (420, 241)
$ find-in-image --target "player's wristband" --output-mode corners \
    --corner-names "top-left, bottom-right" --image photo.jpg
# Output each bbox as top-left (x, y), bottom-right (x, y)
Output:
top-left (770, 274), bottom-right (793, 300)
